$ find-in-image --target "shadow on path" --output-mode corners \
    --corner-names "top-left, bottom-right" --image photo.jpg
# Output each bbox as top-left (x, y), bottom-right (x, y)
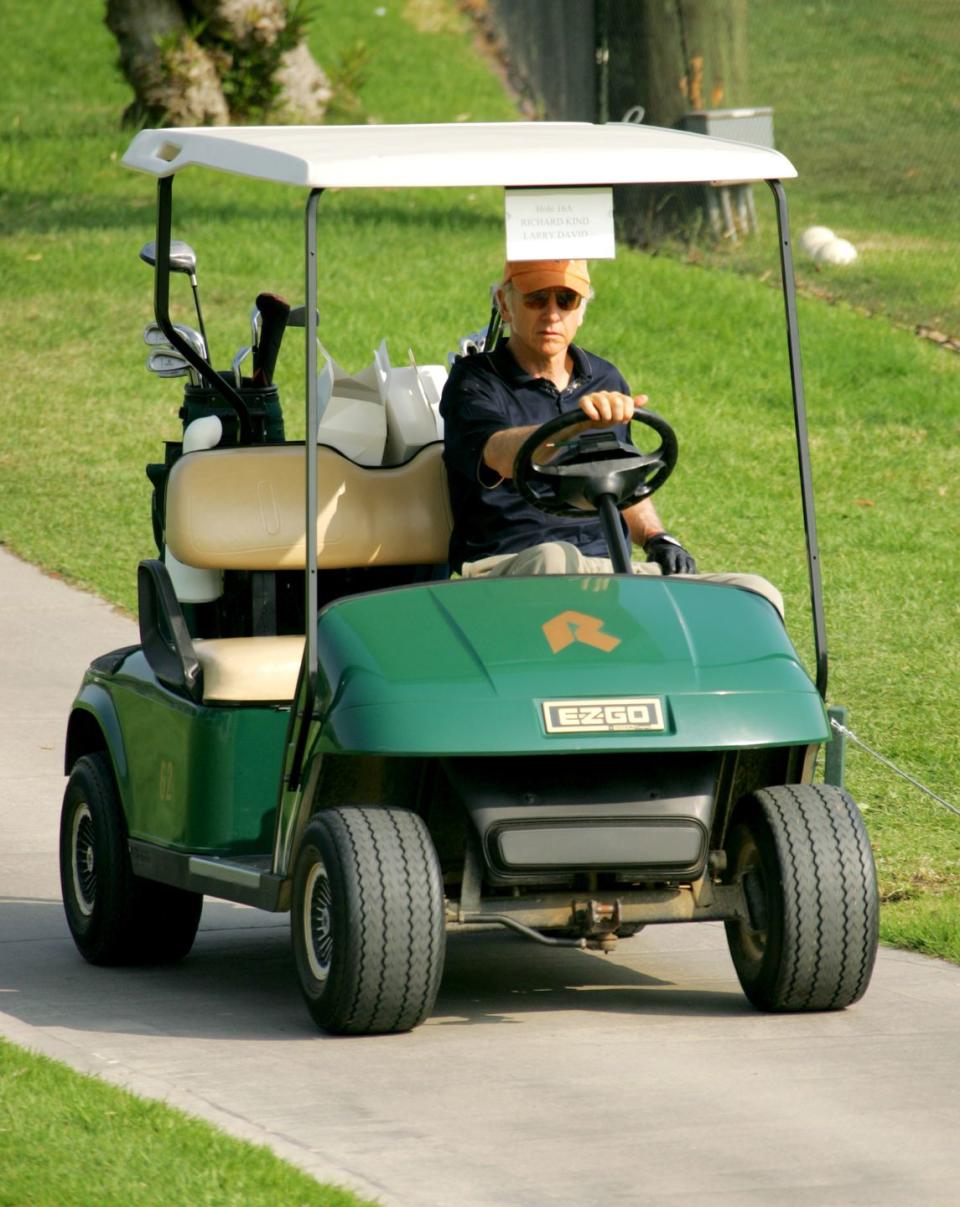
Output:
top-left (1, 899), bottom-right (749, 1042)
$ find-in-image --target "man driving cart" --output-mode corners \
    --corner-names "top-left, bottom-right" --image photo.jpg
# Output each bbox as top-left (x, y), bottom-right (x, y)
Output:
top-left (441, 257), bottom-right (783, 616)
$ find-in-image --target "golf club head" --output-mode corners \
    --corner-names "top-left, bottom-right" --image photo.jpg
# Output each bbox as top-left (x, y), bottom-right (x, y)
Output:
top-left (147, 350), bottom-right (200, 386)
top-left (144, 322), bottom-right (208, 359)
top-left (147, 350), bottom-right (190, 374)
top-left (176, 325), bottom-right (208, 361)
top-left (250, 304), bottom-right (262, 355)
top-left (143, 323), bottom-right (168, 348)
top-left (139, 239), bottom-right (199, 279)
top-left (147, 359), bottom-right (190, 381)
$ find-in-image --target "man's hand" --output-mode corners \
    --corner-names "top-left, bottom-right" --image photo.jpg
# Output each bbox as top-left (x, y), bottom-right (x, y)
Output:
top-left (579, 391), bottom-right (648, 425)
top-left (485, 392), bottom-right (649, 480)
top-left (643, 532), bottom-right (697, 575)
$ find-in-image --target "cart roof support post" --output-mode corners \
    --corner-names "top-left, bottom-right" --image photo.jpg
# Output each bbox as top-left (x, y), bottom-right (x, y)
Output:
top-left (769, 179), bottom-right (827, 699)
top-left (287, 187), bottom-right (324, 791)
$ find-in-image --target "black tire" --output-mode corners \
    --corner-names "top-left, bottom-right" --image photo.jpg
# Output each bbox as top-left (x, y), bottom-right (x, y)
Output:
top-left (291, 807), bottom-right (446, 1035)
top-left (60, 752), bottom-right (202, 965)
top-left (724, 784), bottom-right (879, 1012)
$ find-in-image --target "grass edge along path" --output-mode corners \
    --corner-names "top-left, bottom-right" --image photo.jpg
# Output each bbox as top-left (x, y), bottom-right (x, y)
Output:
top-left (0, 1039), bottom-right (379, 1207)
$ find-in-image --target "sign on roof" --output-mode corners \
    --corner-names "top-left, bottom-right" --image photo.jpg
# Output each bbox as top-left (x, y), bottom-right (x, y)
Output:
top-left (505, 188), bottom-right (616, 261)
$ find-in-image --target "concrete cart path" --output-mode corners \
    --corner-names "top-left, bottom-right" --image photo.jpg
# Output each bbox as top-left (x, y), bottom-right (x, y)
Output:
top-left (2, 545), bottom-right (959, 1207)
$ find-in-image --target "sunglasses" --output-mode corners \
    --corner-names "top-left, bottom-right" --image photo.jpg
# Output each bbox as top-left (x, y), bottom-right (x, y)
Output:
top-left (519, 288), bottom-right (583, 312)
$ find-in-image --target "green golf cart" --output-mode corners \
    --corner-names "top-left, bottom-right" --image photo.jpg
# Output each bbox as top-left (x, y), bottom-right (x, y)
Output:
top-left (61, 122), bottom-right (878, 1035)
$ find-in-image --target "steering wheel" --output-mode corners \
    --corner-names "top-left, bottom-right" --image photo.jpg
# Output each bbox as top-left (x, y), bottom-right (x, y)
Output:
top-left (513, 407), bottom-right (678, 518)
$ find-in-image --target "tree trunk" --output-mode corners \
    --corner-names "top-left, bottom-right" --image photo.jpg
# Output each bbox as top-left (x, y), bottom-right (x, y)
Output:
top-left (608, 0), bottom-right (747, 129)
top-left (272, 42), bottom-right (333, 124)
top-left (105, 0), bottom-right (229, 127)
top-left (105, 0), bottom-right (330, 128)
top-left (607, 0), bottom-right (749, 244)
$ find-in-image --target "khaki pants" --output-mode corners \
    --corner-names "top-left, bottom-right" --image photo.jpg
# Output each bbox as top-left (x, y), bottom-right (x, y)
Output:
top-left (461, 540), bottom-right (785, 618)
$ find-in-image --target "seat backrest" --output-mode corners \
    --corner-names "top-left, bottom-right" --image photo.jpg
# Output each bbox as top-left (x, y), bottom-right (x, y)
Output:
top-left (165, 442), bottom-right (452, 571)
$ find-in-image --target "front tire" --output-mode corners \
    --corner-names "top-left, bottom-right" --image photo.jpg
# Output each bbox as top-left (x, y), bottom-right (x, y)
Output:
top-left (60, 753), bottom-right (202, 965)
top-left (724, 784), bottom-right (878, 1011)
top-left (291, 807), bottom-right (446, 1035)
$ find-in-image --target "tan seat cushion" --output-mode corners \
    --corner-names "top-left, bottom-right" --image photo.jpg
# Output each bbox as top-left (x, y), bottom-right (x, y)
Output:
top-left (165, 442), bottom-right (452, 571)
top-left (195, 636), bottom-right (305, 703)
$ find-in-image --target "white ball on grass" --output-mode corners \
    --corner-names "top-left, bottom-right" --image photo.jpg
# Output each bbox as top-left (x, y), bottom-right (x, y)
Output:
top-left (815, 237), bottom-right (858, 266)
top-left (799, 226), bottom-right (835, 256)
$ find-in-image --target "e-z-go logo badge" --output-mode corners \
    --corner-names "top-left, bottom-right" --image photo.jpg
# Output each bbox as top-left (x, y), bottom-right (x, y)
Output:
top-left (541, 697), bottom-right (665, 734)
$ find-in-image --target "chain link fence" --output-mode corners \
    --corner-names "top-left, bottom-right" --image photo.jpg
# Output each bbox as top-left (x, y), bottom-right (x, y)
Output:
top-left (486, 0), bottom-right (597, 120)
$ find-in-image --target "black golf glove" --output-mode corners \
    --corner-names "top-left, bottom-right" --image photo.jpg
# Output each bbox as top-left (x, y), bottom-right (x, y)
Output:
top-left (643, 532), bottom-right (697, 575)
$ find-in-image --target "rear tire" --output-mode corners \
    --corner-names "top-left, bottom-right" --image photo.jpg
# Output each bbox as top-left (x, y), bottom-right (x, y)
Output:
top-left (291, 807), bottom-right (446, 1035)
top-left (724, 784), bottom-right (878, 1011)
top-left (60, 753), bottom-right (202, 965)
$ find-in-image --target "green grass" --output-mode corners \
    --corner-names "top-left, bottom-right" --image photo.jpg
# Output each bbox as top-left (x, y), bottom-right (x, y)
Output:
top-left (0, 1040), bottom-right (376, 1207)
top-left (703, 0), bottom-right (960, 335)
top-left (0, 0), bottom-right (516, 603)
top-left (880, 894), bottom-right (960, 966)
top-left (0, 0), bottom-right (958, 991)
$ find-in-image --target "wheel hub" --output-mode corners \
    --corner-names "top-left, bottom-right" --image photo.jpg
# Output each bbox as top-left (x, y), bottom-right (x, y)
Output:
top-left (303, 861), bottom-right (333, 984)
top-left (72, 803), bottom-right (96, 917)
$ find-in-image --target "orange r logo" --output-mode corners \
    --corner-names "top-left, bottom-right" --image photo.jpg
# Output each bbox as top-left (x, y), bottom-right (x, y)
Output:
top-left (542, 611), bottom-right (621, 654)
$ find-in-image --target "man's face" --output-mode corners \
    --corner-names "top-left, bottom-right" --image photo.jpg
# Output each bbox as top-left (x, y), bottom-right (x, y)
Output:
top-left (499, 285), bottom-right (585, 363)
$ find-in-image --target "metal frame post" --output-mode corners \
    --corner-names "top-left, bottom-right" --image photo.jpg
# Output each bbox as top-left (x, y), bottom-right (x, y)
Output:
top-left (304, 187), bottom-right (322, 721)
top-left (286, 187), bottom-right (324, 790)
top-left (769, 180), bottom-right (828, 699)
top-left (824, 705), bottom-right (848, 787)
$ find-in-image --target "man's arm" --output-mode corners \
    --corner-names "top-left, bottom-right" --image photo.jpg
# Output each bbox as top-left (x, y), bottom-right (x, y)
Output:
top-left (623, 498), bottom-right (665, 545)
top-left (482, 390), bottom-right (646, 481)
top-left (624, 499), bottom-right (697, 575)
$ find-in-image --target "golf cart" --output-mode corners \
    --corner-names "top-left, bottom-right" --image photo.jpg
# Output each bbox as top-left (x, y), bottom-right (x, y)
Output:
top-left (61, 122), bottom-right (878, 1035)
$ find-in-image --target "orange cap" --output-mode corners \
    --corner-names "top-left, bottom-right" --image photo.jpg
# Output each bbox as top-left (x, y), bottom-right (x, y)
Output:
top-left (502, 258), bottom-right (591, 294)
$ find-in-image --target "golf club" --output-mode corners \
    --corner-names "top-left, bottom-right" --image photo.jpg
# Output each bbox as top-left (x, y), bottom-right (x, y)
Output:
top-left (232, 345), bottom-right (252, 389)
top-left (146, 323), bottom-right (205, 385)
top-left (483, 288), bottom-right (503, 352)
top-left (139, 239), bottom-right (210, 360)
top-left (146, 350), bottom-right (192, 380)
top-left (144, 321), bottom-right (208, 360)
top-left (149, 344), bottom-right (201, 385)
top-left (173, 324), bottom-right (207, 363)
top-left (250, 303), bottom-right (262, 365)
top-left (252, 291), bottom-right (290, 386)
top-left (147, 347), bottom-right (201, 385)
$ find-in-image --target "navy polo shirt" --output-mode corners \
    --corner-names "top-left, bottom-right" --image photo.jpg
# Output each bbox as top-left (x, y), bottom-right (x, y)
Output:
top-left (440, 340), bottom-right (634, 572)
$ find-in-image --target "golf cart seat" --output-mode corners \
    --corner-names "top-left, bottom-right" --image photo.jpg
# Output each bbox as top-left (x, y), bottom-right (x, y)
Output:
top-left (141, 441), bottom-right (452, 703)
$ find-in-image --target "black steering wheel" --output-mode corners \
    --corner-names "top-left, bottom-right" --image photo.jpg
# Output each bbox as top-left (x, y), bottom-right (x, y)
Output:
top-left (513, 407), bottom-right (678, 518)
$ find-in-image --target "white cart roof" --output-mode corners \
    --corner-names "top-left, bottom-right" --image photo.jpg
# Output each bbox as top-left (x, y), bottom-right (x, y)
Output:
top-left (122, 121), bottom-right (796, 189)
